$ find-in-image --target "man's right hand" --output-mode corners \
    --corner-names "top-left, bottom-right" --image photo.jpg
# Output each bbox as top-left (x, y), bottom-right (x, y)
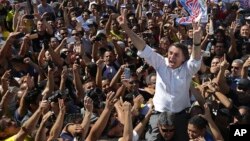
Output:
top-left (117, 9), bottom-right (128, 28)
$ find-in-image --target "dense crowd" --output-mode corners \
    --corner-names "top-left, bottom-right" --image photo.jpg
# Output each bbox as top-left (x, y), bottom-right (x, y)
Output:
top-left (0, 0), bottom-right (250, 141)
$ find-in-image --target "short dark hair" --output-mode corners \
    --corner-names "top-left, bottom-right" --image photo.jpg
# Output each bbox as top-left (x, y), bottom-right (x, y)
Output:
top-left (170, 42), bottom-right (190, 61)
top-left (188, 115), bottom-right (207, 130)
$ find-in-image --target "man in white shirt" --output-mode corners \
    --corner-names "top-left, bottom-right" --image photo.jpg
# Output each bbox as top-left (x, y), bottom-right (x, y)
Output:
top-left (117, 10), bottom-right (202, 141)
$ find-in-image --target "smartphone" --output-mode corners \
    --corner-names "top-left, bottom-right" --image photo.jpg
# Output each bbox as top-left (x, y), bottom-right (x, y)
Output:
top-left (124, 68), bottom-right (131, 80)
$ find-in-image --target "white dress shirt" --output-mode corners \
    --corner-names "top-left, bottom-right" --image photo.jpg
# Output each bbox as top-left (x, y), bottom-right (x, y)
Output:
top-left (138, 45), bottom-right (201, 113)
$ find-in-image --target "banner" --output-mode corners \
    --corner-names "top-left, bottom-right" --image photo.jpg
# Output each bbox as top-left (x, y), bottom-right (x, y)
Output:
top-left (176, 0), bottom-right (208, 25)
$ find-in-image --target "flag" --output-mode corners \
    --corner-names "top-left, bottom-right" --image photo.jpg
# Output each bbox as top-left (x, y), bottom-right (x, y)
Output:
top-left (176, 0), bottom-right (208, 25)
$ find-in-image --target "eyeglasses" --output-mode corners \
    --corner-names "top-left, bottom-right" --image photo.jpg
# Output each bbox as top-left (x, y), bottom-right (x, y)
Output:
top-left (61, 32), bottom-right (67, 35)
top-left (129, 80), bottom-right (139, 84)
top-left (161, 128), bottom-right (175, 133)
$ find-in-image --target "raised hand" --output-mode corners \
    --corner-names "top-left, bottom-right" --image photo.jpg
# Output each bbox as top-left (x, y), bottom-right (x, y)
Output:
top-left (123, 101), bottom-right (132, 112)
top-left (220, 54), bottom-right (229, 70)
top-left (117, 9), bottom-right (128, 27)
top-left (243, 57), bottom-right (250, 69)
top-left (133, 94), bottom-right (144, 105)
top-left (84, 96), bottom-right (93, 112)
top-left (96, 59), bottom-right (104, 68)
top-left (200, 103), bottom-right (212, 121)
top-left (41, 111), bottom-right (53, 124)
top-left (229, 21), bottom-right (237, 37)
top-left (1, 70), bottom-right (11, 81)
top-left (58, 99), bottom-right (66, 113)
top-left (105, 91), bottom-right (118, 109)
top-left (192, 21), bottom-right (203, 45)
top-left (24, 73), bottom-right (35, 89)
top-left (61, 67), bottom-right (68, 80)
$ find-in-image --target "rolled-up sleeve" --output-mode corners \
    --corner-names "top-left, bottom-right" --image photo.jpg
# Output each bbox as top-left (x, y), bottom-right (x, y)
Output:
top-left (137, 45), bottom-right (165, 70)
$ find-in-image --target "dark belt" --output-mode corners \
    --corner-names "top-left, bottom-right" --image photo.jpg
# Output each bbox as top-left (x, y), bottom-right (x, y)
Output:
top-left (152, 108), bottom-right (188, 115)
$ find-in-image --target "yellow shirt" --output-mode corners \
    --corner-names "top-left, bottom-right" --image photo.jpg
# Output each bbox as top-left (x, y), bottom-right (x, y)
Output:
top-left (4, 135), bottom-right (31, 141)
top-left (2, 31), bottom-right (10, 40)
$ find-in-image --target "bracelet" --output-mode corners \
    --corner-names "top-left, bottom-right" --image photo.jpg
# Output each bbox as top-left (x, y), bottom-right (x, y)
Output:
top-left (193, 43), bottom-right (201, 46)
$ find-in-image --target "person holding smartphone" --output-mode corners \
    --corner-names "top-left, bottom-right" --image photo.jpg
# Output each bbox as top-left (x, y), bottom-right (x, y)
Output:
top-left (117, 10), bottom-right (202, 141)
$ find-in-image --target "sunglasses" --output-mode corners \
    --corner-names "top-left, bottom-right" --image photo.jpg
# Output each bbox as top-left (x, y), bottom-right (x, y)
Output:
top-left (161, 128), bottom-right (175, 133)
top-left (72, 33), bottom-right (79, 36)
top-left (232, 66), bottom-right (240, 70)
top-left (129, 80), bottom-right (139, 84)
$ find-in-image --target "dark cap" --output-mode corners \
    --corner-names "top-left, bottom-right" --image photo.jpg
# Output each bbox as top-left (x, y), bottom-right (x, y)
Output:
top-left (238, 79), bottom-right (250, 90)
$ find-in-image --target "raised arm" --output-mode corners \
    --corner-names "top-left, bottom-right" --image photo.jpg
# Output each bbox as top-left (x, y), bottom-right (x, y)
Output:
top-left (110, 64), bottom-right (127, 88)
top-left (48, 99), bottom-right (66, 141)
top-left (214, 54), bottom-right (230, 94)
top-left (72, 63), bottom-right (84, 99)
top-left (96, 59), bottom-right (104, 88)
top-left (35, 111), bottom-right (52, 141)
top-left (42, 67), bottom-right (55, 99)
top-left (241, 57), bottom-right (250, 79)
top-left (201, 103), bottom-right (224, 141)
top-left (15, 100), bottom-right (49, 141)
top-left (59, 67), bottom-right (68, 92)
top-left (47, 46), bottom-right (64, 67)
top-left (122, 102), bottom-right (133, 141)
top-left (117, 10), bottom-right (146, 51)
top-left (0, 90), bottom-right (15, 116)
top-left (227, 22), bottom-right (238, 59)
top-left (86, 91), bottom-right (117, 141)
top-left (81, 97), bottom-right (93, 139)
top-left (16, 87), bottom-right (29, 118)
top-left (0, 70), bottom-right (11, 95)
top-left (133, 100), bottom-right (153, 138)
top-left (191, 21), bottom-right (202, 61)
top-left (18, 35), bottom-right (30, 57)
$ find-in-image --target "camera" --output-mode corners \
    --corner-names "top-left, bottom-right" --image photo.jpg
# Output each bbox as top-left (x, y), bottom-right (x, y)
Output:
top-left (47, 60), bottom-right (55, 69)
top-left (48, 91), bottom-right (62, 103)
top-left (85, 88), bottom-right (105, 108)
top-left (24, 88), bottom-right (41, 105)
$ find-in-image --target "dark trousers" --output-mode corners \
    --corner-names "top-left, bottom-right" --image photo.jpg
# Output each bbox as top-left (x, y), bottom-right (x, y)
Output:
top-left (145, 110), bottom-right (189, 141)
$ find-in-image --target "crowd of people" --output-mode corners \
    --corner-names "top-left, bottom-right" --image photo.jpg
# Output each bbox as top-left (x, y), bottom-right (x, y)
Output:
top-left (0, 0), bottom-right (250, 141)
